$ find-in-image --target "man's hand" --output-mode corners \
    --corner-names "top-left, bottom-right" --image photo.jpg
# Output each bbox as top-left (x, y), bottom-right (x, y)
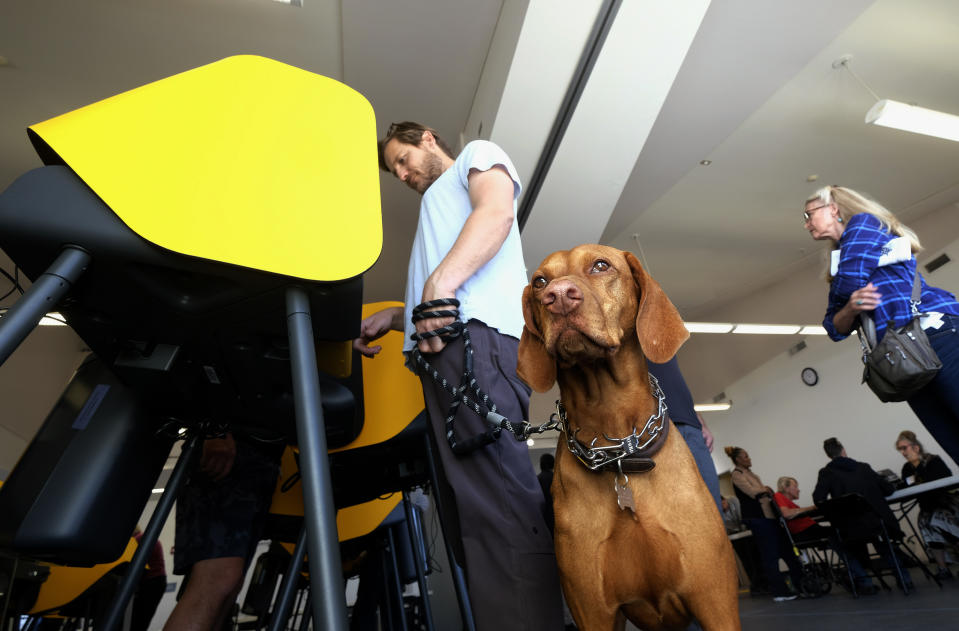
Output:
top-left (416, 279), bottom-right (457, 354)
top-left (697, 413), bottom-right (714, 452)
top-left (354, 306), bottom-right (404, 357)
top-left (200, 434), bottom-right (237, 482)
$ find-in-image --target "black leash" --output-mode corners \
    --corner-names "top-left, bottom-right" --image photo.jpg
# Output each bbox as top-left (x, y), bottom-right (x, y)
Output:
top-left (409, 298), bottom-right (558, 455)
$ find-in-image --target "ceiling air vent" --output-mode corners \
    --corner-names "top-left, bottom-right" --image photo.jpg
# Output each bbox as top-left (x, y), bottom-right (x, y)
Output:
top-left (924, 253), bottom-right (950, 274)
top-left (788, 340), bottom-right (807, 356)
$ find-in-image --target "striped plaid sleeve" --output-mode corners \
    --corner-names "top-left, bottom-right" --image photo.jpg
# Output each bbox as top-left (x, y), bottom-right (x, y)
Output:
top-left (832, 213), bottom-right (888, 298)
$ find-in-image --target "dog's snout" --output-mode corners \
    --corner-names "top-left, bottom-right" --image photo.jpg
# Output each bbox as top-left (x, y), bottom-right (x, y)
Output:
top-left (544, 279), bottom-right (583, 315)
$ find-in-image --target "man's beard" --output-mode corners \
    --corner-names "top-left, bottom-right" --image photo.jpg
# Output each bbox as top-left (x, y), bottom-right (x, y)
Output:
top-left (410, 152), bottom-right (445, 194)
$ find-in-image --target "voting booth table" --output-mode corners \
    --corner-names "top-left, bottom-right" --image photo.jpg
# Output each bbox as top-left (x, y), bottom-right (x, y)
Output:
top-left (0, 56), bottom-right (392, 630)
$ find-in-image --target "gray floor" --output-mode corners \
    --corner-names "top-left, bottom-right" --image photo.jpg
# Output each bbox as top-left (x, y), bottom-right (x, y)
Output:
top-left (736, 574), bottom-right (959, 631)
top-left (619, 569), bottom-right (959, 631)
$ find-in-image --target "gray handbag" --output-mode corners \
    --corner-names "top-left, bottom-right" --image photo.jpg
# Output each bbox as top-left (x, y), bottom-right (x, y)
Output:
top-left (857, 265), bottom-right (942, 403)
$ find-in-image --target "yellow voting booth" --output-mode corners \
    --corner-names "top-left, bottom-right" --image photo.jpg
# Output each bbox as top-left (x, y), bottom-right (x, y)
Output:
top-left (0, 56), bottom-right (381, 631)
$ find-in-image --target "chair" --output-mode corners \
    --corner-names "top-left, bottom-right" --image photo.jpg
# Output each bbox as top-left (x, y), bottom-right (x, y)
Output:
top-left (766, 499), bottom-right (832, 597)
top-left (817, 493), bottom-right (941, 596)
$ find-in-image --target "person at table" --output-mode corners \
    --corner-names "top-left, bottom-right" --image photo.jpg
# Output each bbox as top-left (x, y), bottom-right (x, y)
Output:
top-left (813, 437), bottom-right (912, 590)
top-left (774, 477), bottom-right (830, 544)
top-left (726, 446), bottom-right (804, 601)
top-left (895, 430), bottom-right (959, 580)
top-left (775, 475), bottom-right (874, 591)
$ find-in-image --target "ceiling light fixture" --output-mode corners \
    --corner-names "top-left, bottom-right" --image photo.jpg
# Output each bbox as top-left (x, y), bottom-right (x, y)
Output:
top-left (694, 402), bottom-right (731, 412)
top-left (732, 324), bottom-right (802, 335)
top-left (834, 55), bottom-right (959, 143)
top-left (798, 325), bottom-right (828, 335)
top-left (684, 322), bottom-right (734, 333)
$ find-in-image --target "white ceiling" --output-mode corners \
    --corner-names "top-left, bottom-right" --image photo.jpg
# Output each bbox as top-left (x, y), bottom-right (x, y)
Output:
top-left (2, 0), bottom-right (959, 425)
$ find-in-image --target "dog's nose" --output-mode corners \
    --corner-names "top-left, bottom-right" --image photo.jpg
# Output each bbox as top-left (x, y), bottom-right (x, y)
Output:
top-left (544, 279), bottom-right (582, 315)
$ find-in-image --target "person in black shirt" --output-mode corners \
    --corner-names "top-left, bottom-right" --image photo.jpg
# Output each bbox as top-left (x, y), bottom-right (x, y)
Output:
top-left (895, 430), bottom-right (959, 580)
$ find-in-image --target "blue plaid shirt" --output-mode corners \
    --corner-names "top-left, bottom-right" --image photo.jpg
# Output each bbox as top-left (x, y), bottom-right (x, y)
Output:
top-left (824, 213), bottom-right (959, 341)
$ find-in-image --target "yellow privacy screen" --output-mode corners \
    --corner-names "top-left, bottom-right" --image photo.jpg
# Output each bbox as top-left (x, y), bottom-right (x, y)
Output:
top-left (27, 55), bottom-right (381, 282)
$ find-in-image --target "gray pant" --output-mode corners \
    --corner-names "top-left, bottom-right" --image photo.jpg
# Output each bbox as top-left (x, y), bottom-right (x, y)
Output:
top-left (418, 320), bottom-right (563, 631)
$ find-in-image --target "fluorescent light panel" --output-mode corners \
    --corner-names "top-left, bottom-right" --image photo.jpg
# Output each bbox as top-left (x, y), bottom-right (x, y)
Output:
top-left (684, 322), bottom-right (734, 333)
top-left (694, 403), bottom-right (731, 412)
top-left (866, 99), bottom-right (959, 143)
top-left (799, 326), bottom-right (828, 335)
top-left (732, 324), bottom-right (801, 335)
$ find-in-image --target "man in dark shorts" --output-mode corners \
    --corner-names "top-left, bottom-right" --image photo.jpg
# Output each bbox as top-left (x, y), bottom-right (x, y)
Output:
top-left (163, 433), bottom-right (280, 631)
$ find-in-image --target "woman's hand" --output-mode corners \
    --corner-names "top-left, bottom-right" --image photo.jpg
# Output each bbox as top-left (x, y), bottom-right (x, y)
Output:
top-left (848, 283), bottom-right (882, 313)
top-left (832, 283), bottom-right (882, 335)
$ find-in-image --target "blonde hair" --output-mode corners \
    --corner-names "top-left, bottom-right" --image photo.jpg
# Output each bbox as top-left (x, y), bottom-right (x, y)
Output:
top-left (806, 185), bottom-right (922, 253)
top-left (895, 430), bottom-right (933, 464)
top-left (776, 476), bottom-right (796, 493)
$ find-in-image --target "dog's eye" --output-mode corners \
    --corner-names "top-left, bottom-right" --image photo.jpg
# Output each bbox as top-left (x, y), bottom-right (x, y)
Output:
top-left (591, 260), bottom-right (610, 273)
top-left (532, 276), bottom-right (548, 289)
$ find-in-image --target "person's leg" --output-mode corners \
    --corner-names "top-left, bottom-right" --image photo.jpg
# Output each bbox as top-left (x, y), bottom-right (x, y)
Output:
top-left (163, 557), bottom-right (244, 631)
top-left (675, 423), bottom-right (721, 514)
top-left (165, 441), bottom-right (280, 630)
top-left (745, 519), bottom-right (793, 598)
top-left (418, 321), bottom-right (563, 631)
top-left (907, 321), bottom-right (959, 464)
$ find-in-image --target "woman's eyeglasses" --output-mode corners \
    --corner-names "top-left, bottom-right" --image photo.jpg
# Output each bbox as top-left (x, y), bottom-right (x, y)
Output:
top-left (802, 204), bottom-right (829, 223)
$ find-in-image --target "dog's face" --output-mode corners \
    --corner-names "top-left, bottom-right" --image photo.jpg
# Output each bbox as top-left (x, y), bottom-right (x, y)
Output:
top-left (518, 244), bottom-right (688, 392)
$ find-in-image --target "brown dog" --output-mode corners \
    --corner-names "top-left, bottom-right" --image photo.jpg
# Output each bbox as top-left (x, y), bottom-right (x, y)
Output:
top-left (518, 244), bottom-right (740, 631)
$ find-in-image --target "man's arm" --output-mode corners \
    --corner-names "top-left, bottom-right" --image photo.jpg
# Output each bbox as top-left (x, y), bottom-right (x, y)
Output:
top-left (415, 165), bottom-right (516, 353)
top-left (353, 305), bottom-right (405, 357)
top-left (812, 470), bottom-right (830, 505)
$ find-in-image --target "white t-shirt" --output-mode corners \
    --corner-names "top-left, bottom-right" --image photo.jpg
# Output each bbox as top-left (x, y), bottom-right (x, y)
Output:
top-left (402, 140), bottom-right (528, 353)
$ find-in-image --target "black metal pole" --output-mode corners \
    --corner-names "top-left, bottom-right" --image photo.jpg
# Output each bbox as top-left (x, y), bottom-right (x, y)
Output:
top-left (266, 526), bottom-right (308, 631)
top-left (402, 493), bottom-right (435, 631)
top-left (385, 529), bottom-right (409, 631)
top-left (422, 431), bottom-right (475, 631)
top-left (100, 433), bottom-right (201, 631)
top-left (285, 286), bottom-right (347, 631)
top-left (0, 246), bottom-right (90, 365)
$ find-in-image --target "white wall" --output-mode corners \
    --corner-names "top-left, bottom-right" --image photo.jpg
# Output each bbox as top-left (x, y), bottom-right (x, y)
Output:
top-left (706, 234), bottom-right (959, 499)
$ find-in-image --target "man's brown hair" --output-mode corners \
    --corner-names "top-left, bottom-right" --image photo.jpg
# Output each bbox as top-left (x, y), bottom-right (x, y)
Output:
top-left (377, 121), bottom-right (455, 172)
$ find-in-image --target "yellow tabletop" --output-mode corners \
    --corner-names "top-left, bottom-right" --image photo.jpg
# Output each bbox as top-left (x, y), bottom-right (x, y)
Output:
top-left (28, 55), bottom-right (382, 282)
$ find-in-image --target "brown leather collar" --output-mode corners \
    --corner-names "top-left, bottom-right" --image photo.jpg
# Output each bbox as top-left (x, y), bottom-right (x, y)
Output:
top-left (559, 374), bottom-right (669, 474)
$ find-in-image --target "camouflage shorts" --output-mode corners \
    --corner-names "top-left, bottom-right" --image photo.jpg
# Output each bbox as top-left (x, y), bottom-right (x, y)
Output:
top-left (173, 440), bottom-right (281, 575)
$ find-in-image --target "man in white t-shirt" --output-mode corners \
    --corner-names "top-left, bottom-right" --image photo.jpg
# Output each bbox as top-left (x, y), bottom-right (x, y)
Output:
top-left (354, 121), bottom-right (563, 631)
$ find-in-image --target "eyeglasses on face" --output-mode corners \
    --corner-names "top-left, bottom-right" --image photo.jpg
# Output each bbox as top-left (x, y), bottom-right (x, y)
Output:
top-left (802, 204), bottom-right (830, 223)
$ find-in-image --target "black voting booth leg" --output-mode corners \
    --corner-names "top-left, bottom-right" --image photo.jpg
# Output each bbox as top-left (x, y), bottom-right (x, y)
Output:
top-left (0, 246), bottom-right (89, 365)
top-left (422, 431), bottom-right (476, 631)
top-left (266, 526), bottom-right (308, 631)
top-left (402, 493), bottom-right (435, 631)
top-left (100, 433), bottom-right (202, 631)
top-left (286, 287), bottom-right (348, 631)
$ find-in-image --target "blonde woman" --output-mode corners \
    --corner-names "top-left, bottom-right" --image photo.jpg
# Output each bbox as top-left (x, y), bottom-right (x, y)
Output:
top-left (895, 430), bottom-right (959, 580)
top-left (804, 185), bottom-right (959, 465)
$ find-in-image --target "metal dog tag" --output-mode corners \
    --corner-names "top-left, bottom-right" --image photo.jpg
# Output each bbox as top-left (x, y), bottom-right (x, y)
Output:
top-left (614, 478), bottom-right (636, 515)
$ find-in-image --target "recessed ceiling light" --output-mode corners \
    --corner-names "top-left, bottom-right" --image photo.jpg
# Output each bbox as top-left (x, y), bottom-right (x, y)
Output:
top-left (806, 174), bottom-right (819, 182)
top-left (699, 159), bottom-right (712, 166)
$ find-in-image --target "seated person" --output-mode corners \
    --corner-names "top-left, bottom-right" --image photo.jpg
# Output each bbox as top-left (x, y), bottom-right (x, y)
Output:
top-left (725, 446), bottom-right (803, 602)
top-left (813, 437), bottom-right (907, 591)
top-left (895, 430), bottom-right (959, 581)
top-left (774, 477), bottom-right (830, 544)
top-left (775, 475), bottom-right (873, 593)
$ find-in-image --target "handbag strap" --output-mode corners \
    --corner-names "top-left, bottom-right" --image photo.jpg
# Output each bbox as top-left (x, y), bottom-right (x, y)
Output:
top-left (858, 258), bottom-right (922, 353)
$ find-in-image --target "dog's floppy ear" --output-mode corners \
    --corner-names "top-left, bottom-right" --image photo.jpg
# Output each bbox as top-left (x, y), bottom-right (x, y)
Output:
top-left (625, 251), bottom-right (689, 363)
top-left (517, 285), bottom-right (557, 392)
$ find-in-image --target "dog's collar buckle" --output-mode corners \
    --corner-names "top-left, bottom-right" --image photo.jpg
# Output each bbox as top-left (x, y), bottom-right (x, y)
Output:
top-left (558, 374), bottom-right (668, 475)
